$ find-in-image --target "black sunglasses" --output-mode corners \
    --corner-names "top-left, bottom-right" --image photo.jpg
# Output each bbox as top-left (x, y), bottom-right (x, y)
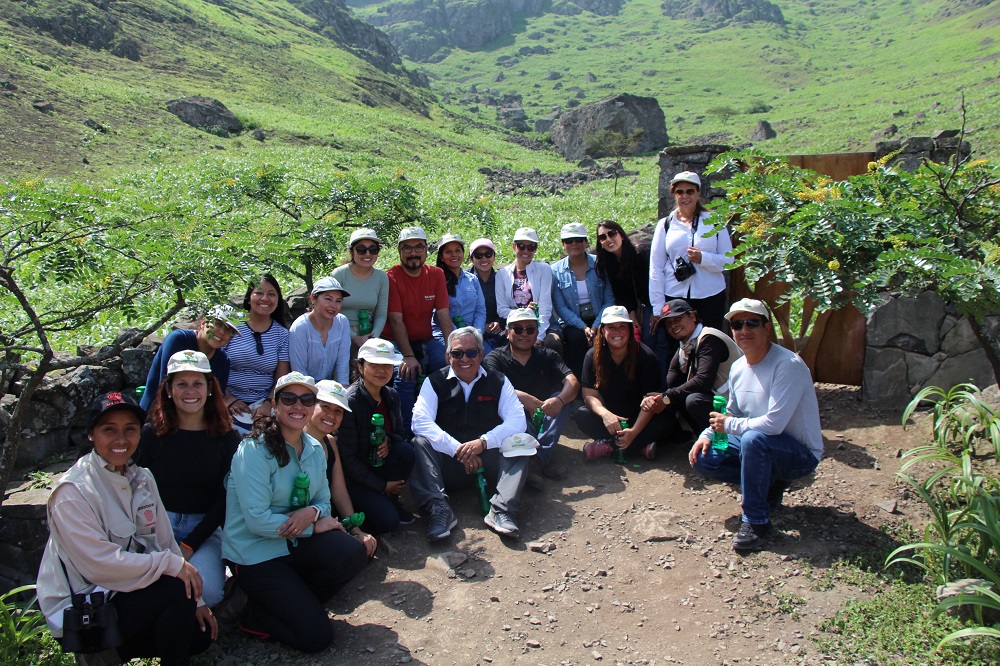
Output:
top-left (597, 229), bottom-right (619, 243)
top-left (510, 325), bottom-right (537, 335)
top-left (354, 244), bottom-right (380, 255)
top-left (448, 348), bottom-right (480, 359)
top-left (674, 188), bottom-right (698, 196)
top-left (252, 330), bottom-right (264, 356)
top-left (730, 318), bottom-right (765, 331)
top-left (472, 250), bottom-right (495, 260)
top-left (516, 243), bottom-right (538, 252)
top-left (276, 391), bottom-right (317, 407)
top-left (563, 237), bottom-right (586, 245)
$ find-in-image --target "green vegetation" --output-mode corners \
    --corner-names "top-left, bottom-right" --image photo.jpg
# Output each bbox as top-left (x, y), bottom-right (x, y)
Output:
top-left (0, 585), bottom-right (71, 666)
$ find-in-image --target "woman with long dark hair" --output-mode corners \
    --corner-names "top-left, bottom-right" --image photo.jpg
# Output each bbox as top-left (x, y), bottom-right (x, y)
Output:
top-left (428, 233), bottom-right (486, 370)
top-left (222, 372), bottom-right (367, 652)
top-left (137, 350), bottom-right (240, 608)
top-left (224, 274), bottom-right (291, 433)
top-left (594, 219), bottom-right (654, 339)
top-left (573, 306), bottom-right (675, 461)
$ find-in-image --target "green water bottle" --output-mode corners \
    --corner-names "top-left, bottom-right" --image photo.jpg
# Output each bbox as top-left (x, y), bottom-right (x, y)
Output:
top-left (474, 467), bottom-right (491, 516)
top-left (531, 302), bottom-right (539, 319)
top-left (712, 395), bottom-right (729, 451)
top-left (357, 310), bottom-right (372, 336)
top-left (340, 512), bottom-right (366, 531)
top-left (531, 407), bottom-right (545, 435)
top-left (290, 473), bottom-right (310, 509)
top-left (453, 314), bottom-right (465, 328)
top-left (134, 385), bottom-right (145, 401)
top-left (613, 419), bottom-right (628, 464)
top-left (369, 414), bottom-right (385, 468)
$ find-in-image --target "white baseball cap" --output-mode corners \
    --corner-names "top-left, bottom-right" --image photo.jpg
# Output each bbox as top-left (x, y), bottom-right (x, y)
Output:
top-left (349, 228), bottom-right (381, 246)
top-left (398, 226), bottom-right (428, 243)
top-left (207, 304), bottom-right (243, 335)
top-left (311, 276), bottom-right (351, 298)
top-left (506, 308), bottom-right (538, 326)
top-left (500, 433), bottom-right (539, 458)
top-left (436, 233), bottom-right (465, 251)
top-left (670, 171), bottom-right (702, 189)
top-left (724, 298), bottom-right (771, 322)
top-left (560, 222), bottom-right (588, 240)
top-left (274, 372), bottom-right (318, 395)
top-left (166, 350), bottom-right (212, 375)
top-left (600, 305), bottom-right (633, 325)
top-left (513, 227), bottom-right (539, 243)
top-left (357, 338), bottom-right (404, 365)
top-left (316, 380), bottom-right (352, 411)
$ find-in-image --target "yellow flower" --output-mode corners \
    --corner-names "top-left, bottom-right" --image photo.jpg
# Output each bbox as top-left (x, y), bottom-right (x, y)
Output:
top-left (967, 159), bottom-right (988, 169)
top-left (828, 259), bottom-right (841, 271)
top-left (223, 178), bottom-right (237, 186)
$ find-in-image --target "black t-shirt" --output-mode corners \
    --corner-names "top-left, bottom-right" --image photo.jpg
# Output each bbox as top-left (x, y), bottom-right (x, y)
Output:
top-left (580, 342), bottom-right (661, 420)
top-left (483, 345), bottom-right (572, 399)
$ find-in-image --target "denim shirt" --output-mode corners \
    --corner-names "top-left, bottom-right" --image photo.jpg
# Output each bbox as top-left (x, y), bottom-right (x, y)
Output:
top-left (550, 253), bottom-right (614, 329)
top-left (432, 269), bottom-right (486, 338)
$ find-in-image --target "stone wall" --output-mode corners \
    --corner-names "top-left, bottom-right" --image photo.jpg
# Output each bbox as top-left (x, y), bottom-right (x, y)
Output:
top-left (656, 144), bottom-right (731, 218)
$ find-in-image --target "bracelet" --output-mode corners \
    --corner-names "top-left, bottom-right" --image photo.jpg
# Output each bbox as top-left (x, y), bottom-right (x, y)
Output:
top-left (226, 399), bottom-right (236, 408)
top-left (555, 396), bottom-right (565, 407)
top-left (180, 542), bottom-right (193, 552)
top-left (403, 355), bottom-right (416, 359)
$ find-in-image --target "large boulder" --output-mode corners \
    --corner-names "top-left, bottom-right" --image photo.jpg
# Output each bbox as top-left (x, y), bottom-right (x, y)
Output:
top-left (549, 94), bottom-right (668, 161)
top-left (661, 0), bottom-right (785, 26)
top-left (166, 96), bottom-right (243, 136)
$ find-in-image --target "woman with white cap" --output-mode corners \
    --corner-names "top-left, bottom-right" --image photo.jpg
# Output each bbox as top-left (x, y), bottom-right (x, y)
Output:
top-left (137, 350), bottom-right (241, 608)
top-left (288, 276), bottom-right (352, 385)
top-left (222, 372), bottom-right (368, 652)
top-left (468, 237), bottom-right (505, 351)
top-left (649, 171), bottom-right (733, 376)
top-left (495, 227), bottom-right (557, 348)
top-left (428, 233), bottom-right (487, 370)
top-left (304, 380), bottom-right (378, 557)
top-left (338, 338), bottom-right (416, 534)
top-left (332, 228), bottom-right (390, 375)
top-left (550, 222), bottom-right (614, 379)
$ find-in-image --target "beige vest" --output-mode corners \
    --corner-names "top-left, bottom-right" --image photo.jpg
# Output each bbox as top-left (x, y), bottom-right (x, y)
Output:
top-left (679, 326), bottom-right (743, 393)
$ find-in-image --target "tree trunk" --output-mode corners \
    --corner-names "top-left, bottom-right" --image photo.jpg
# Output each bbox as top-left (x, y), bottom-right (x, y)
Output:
top-left (967, 314), bottom-right (1000, 388)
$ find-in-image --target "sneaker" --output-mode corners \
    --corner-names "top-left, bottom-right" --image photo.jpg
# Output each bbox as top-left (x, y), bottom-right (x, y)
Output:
top-left (541, 461), bottom-right (568, 480)
top-left (213, 576), bottom-right (248, 634)
top-left (425, 499), bottom-right (457, 542)
top-left (76, 650), bottom-right (121, 666)
top-left (642, 441), bottom-right (658, 460)
top-left (584, 439), bottom-right (614, 460)
top-left (767, 480), bottom-right (791, 509)
top-left (484, 508), bottom-right (520, 539)
top-left (732, 521), bottom-right (772, 551)
top-left (393, 499), bottom-right (416, 526)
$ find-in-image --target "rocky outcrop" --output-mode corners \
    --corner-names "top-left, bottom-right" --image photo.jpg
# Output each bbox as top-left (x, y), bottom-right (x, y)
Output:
top-left (875, 134), bottom-right (971, 172)
top-left (478, 163), bottom-right (638, 196)
top-left (661, 0), bottom-right (785, 25)
top-left (166, 96), bottom-right (243, 136)
top-left (750, 120), bottom-right (776, 141)
top-left (549, 94), bottom-right (668, 161)
top-left (17, 0), bottom-right (141, 60)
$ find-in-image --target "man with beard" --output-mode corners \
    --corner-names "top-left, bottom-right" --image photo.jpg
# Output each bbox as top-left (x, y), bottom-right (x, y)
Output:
top-left (384, 226), bottom-right (453, 432)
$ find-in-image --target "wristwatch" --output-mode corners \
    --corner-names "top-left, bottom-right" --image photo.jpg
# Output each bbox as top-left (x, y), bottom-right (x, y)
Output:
top-left (479, 435), bottom-right (488, 452)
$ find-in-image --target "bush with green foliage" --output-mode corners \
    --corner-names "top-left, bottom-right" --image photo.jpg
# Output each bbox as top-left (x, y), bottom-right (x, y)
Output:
top-left (0, 585), bottom-right (72, 665)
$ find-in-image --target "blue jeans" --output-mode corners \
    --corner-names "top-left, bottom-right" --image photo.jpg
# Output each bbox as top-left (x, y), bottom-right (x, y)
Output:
top-left (167, 512), bottom-right (226, 607)
top-left (393, 341), bottom-right (429, 436)
top-left (691, 429), bottom-right (820, 525)
top-left (531, 391), bottom-right (573, 466)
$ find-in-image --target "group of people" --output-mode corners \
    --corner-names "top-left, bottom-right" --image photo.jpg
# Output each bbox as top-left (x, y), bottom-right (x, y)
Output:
top-left (36, 169), bottom-right (824, 665)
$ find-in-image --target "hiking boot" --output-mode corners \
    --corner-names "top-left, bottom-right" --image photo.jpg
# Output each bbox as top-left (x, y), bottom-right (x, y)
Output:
top-left (642, 441), bottom-right (658, 460)
top-left (484, 508), bottom-right (520, 539)
top-left (424, 499), bottom-right (457, 542)
top-left (584, 439), bottom-right (614, 460)
top-left (767, 480), bottom-right (791, 509)
top-left (541, 460), bottom-right (568, 480)
top-left (76, 650), bottom-right (121, 666)
top-left (732, 521), bottom-right (772, 551)
top-left (213, 575), bottom-right (248, 634)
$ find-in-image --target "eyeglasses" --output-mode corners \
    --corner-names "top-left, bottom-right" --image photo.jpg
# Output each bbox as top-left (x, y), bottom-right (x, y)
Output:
top-left (563, 237), bottom-right (586, 245)
top-left (276, 391), bottom-right (318, 407)
top-left (597, 229), bottom-right (619, 243)
top-left (510, 325), bottom-right (537, 335)
top-left (400, 244), bottom-right (427, 254)
top-left (472, 250), bottom-right (495, 260)
top-left (252, 330), bottom-right (264, 356)
top-left (674, 188), bottom-right (698, 196)
top-left (515, 243), bottom-right (538, 252)
top-left (730, 318), bottom-right (765, 331)
top-left (354, 244), bottom-right (380, 255)
top-left (448, 348), bottom-right (480, 359)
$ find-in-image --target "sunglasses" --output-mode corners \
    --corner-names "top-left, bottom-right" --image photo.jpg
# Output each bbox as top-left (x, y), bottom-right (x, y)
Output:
top-left (597, 229), bottom-right (619, 243)
top-left (400, 244), bottom-right (427, 254)
top-left (674, 188), bottom-right (698, 196)
top-left (516, 243), bottom-right (538, 252)
top-left (510, 325), bottom-right (537, 335)
top-left (448, 348), bottom-right (480, 359)
top-left (730, 318), bottom-right (765, 331)
top-left (252, 330), bottom-right (264, 356)
top-left (276, 391), bottom-right (318, 407)
top-left (472, 250), bottom-right (495, 260)
top-left (354, 244), bottom-right (380, 255)
top-left (563, 237), bottom-right (586, 245)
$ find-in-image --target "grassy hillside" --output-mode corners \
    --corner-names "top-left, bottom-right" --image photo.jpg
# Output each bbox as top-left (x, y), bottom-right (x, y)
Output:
top-left (360, 0), bottom-right (1000, 158)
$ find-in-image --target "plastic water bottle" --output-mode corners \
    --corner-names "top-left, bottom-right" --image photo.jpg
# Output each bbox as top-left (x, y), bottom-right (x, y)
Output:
top-left (712, 395), bottom-right (729, 451)
top-left (369, 414), bottom-right (385, 468)
top-left (531, 302), bottom-right (539, 319)
top-left (474, 467), bottom-right (491, 516)
top-left (531, 407), bottom-right (545, 435)
top-left (134, 386), bottom-right (145, 401)
top-left (357, 310), bottom-right (372, 336)
top-left (340, 512), bottom-right (366, 531)
top-left (613, 419), bottom-right (628, 463)
top-left (453, 315), bottom-right (465, 328)
top-left (290, 473), bottom-right (310, 509)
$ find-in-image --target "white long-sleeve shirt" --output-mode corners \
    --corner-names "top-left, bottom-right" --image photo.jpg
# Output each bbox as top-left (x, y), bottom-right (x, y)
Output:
top-left (649, 210), bottom-right (733, 310)
top-left (412, 366), bottom-right (526, 456)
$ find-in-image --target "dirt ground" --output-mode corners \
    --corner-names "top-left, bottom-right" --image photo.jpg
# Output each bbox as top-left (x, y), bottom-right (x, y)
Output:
top-left (201, 385), bottom-right (930, 666)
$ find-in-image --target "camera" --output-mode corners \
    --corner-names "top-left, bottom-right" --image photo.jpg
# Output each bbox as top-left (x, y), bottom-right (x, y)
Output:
top-left (673, 256), bottom-right (697, 282)
top-left (60, 591), bottom-right (123, 654)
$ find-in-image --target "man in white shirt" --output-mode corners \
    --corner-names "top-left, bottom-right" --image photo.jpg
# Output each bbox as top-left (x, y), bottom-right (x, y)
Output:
top-left (410, 327), bottom-right (529, 541)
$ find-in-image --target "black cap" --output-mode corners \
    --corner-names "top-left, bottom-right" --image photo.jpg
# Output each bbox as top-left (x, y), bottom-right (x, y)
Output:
top-left (652, 299), bottom-right (696, 332)
top-left (88, 392), bottom-right (146, 429)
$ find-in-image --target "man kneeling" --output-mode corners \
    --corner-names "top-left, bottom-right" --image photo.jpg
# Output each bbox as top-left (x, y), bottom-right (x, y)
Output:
top-left (688, 299), bottom-right (823, 551)
top-left (411, 327), bottom-right (529, 541)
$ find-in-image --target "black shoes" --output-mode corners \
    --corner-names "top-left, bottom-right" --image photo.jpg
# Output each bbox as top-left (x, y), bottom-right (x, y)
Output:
top-left (733, 521), bottom-right (772, 551)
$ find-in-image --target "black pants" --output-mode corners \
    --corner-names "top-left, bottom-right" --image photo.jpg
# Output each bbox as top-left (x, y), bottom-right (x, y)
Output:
top-left (572, 405), bottom-right (677, 454)
top-left (111, 576), bottom-right (213, 666)
top-left (671, 390), bottom-right (715, 432)
top-left (560, 322), bottom-right (594, 381)
top-left (236, 530), bottom-right (368, 652)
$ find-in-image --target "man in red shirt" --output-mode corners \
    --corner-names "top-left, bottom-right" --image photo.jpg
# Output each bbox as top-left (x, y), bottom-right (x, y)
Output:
top-left (385, 226), bottom-right (453, 432)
